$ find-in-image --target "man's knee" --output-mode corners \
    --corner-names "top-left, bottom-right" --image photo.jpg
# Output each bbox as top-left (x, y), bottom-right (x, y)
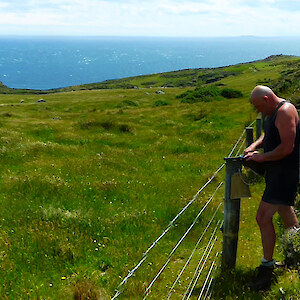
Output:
top-left (256, 211), bottom-right (273, 227)
top-left (256, 202), bottom-right (276, 227)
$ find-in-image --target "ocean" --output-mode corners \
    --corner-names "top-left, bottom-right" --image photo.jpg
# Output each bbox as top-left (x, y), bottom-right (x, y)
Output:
top-left (0, 36), bottom-right (300, 90)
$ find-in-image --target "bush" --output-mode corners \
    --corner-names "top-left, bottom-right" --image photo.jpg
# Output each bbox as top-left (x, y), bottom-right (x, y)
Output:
top-left (118, 123), bottom-right (131, 133)
top-left (177, 86), bottom-right (221, 103)
top-left (281, 226), bottom-right (300, 267)
top-left (115, 83), bottom-right (136, 89)
top-left (221, 88), bottom-right (243, 98)
top-left (100, 120), bottom-right (115, 130)
top-left (117, 100), bottom-right (138, 108)
top-left (192, 110), bottom-right (208, 121)
top-left (73, 279), bottom-right (104, 300)
top-left (1, 112), bottom-right (13, 117)
top-left (141, 81), bottom-right (158, 86)
top-left (152, 100), bottom-right (170, 107)
top-left (78, 120), bottom-right (105, 130)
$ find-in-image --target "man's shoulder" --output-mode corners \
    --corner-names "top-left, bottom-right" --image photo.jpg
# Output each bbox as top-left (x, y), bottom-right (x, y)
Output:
top-left (277, 102), bottom-right (298, 118)
top-left (275, 102), bottom-right (298, 130)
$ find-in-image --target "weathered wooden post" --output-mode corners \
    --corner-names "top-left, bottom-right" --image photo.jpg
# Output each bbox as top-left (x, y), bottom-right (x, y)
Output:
top-left (256, 113), bottom-right (262, 139)
top-left (222, 157), bottom-right (243, 269)
top-left (246, 127), bottom-right (253, 148)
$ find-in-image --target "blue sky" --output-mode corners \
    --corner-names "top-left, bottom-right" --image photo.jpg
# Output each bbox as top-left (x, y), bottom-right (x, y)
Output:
top-left (0, 0), bottom-right (300, 37)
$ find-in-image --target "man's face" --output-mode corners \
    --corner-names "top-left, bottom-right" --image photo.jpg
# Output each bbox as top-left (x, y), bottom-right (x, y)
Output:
top-left (251, 96), bottom-right (268, 115)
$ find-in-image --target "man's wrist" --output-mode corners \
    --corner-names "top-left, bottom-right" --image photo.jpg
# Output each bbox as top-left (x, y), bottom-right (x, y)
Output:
top-left (259, 153), bottom-right (267, 162)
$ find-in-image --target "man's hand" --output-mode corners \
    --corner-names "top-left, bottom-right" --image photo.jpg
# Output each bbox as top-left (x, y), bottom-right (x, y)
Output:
top-left (244, 145), bottom-right (256, 155)
top-left (244, 133), bottom-right (264, 155)
top-left (244, 151), bottom-right (265, 162)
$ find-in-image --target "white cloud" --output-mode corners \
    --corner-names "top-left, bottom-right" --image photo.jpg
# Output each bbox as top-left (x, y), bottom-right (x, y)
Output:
top-left (0, 0), bottom-right (299, 36)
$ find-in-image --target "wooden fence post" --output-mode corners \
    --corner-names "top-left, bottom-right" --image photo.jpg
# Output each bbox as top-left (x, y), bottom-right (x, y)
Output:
top-left (256, 113), bottom-right (262, 139)
top-left (222, 157), bottom-right (243, 269)
top-left (246, 127), bottom-right (253, 148)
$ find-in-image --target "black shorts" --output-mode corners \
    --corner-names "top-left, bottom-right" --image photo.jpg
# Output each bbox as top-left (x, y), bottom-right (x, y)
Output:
top-left (262, 164), bottom-right (299, 206)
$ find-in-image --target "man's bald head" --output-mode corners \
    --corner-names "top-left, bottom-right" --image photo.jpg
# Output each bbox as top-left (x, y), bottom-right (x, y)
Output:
top-left (250, 85), bottom-right (276, 104)
top-left (250, 86), bottom-right (280, 115)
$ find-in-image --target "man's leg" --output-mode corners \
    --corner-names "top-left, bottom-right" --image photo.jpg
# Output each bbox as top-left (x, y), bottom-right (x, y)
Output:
top-left (256, 201), bottom-right (278, 261)
top-left (277, 205), bottom-right (299, 229)
top-left (248, 201), bottom-right (278, 291)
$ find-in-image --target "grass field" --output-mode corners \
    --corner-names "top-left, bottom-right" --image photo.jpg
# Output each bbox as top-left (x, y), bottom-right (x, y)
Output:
top-left (0, 55), bottom-right (299, 299)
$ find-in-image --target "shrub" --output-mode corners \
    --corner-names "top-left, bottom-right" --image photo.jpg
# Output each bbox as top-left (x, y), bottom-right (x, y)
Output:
top-left (193, 110), bottom-right (208, 121)
top-left (78, 120), bottom-right (100, 130)
top-left (1, 112), bottom-right (13, 117)
top-left (117, 100), bottom-right (138, 108)
top-left (205, 76), bottom-right (224, 83)
top-left (177, 86), bottom-right (221, 103)
top-left (100, 120), bottom-right (115, 130)
top-left (118, 123), bottom-right (131, 133)
top-left (115, 83), bottom-right (136, 89)
top-left (281, 225), bottom-right (300, 267)
top-left (152, 100), bottom-right (170, 107)
top-left (141, 81), bottom-right (158, 86)
top-left (73, 279), bottom-right (104, 300)
top-left (221, 88), bottom-right (243, 98)
top-left (78, 120), bottom-right (114, 130)
top-left (278, 80), bottom-right (293, 92)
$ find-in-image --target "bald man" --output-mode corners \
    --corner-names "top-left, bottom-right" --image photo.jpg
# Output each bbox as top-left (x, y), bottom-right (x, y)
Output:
top-left (244, 85), bottom-right (299, 291)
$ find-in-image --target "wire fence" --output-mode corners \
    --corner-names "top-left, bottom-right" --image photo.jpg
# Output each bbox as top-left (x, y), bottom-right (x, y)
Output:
top-left (112, 119), bottom-right (259, 299)
top-left (112, 167), bottom-right (224, 300)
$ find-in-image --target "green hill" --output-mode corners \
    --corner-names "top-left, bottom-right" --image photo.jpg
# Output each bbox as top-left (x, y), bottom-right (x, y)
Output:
top-left (1, 54), bottom-right (300, 105)
top-left (0, 55), bottom-right (299, 299)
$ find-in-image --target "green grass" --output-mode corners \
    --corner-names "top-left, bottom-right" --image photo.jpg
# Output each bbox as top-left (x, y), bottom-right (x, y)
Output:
top-left (0, 55), bottom-right (299, 299)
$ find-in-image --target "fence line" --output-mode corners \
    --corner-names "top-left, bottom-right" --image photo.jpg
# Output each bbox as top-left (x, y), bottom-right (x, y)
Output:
top-left (203, 255), bottom-right (221, 300)
top-left (227, 130), bottom-right (246, 158)
top-left (143, 183), bottom-right (224, 299)
top-left (198, 252), bottom-right (220, 300)
top-left (112, 119), bottom-right (259, 299)
top-left (166, 202), bottom-right (223, 300)
top-left (183, 221), bottom-right (221, 300)
top-left (203, 268), bottom-right (217, 300)
top-left (227, 119), bottom-right (257, 158)
top-left (236, 139), bottom-right (246, 157)
top-left (143, 164), bottom-right (225, 257)
top-left (185, 236), bottom-right (218, 299)
top-left (112, 164), bottom-right (225, 299)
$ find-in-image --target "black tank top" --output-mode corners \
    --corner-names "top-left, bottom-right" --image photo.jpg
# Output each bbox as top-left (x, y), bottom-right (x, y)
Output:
top-left (263, 101), bottom-right (299, 168)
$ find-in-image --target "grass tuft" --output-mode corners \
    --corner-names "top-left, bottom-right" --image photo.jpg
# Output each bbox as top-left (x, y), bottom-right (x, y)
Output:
top-left (73, 280), bottom-right (104, 300)
top-left (1, 112), bottom-right (13, 117)
top-left (152, 99), bottom-right (170, 107)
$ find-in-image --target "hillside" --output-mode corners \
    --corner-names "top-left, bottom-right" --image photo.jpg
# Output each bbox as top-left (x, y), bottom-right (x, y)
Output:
top-left (1, 55), bottom-right (300, 107)
top-left (0, 55), bottom-right (299, 299)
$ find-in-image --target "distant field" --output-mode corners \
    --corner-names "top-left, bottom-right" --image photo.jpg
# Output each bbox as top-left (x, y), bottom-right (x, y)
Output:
top-left (0, 55), bottom-right (299, 299)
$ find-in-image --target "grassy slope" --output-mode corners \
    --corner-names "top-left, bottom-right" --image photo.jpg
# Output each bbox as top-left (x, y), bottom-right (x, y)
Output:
top-left (0, 55), bottom-right (299, 299)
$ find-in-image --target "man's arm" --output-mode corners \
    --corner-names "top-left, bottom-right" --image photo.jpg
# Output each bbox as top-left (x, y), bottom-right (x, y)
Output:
top-left (245, 104), bottom-right (297, 162)
top-left (244, 133), bottom-right (265, 154)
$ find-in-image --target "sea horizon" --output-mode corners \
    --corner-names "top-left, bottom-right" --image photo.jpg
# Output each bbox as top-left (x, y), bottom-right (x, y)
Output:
top-left (1, 34), bottom-right (300, 38)
top-left (1, 35), bottom-right (300, 90)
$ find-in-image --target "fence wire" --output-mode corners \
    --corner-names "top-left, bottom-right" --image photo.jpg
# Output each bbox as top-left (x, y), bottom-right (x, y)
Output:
top-left (202, 255), bottom-right (221, 300)
top-left (227, 119), bottom-right (258, 158)
top-left (165, 202), bottom-right (222, 300)
top-left (112, 165), bottom-right (225, 299)
top-left (183, 220), bottom-right (222, 300)
top-left (112, 120), bottom-right (258, 299)
top-left (236, 139), bottom-right (246, 157)
top-left (143, 183), bottom-right (224, 299)
top-left (198, 252), bottom-right (220, 300)
top-left (227, 129), bottom-right (246, 158)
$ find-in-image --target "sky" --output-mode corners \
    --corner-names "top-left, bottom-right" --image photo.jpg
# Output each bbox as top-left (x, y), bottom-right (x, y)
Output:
top-left (0, 0), bottom-right (300, 37)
